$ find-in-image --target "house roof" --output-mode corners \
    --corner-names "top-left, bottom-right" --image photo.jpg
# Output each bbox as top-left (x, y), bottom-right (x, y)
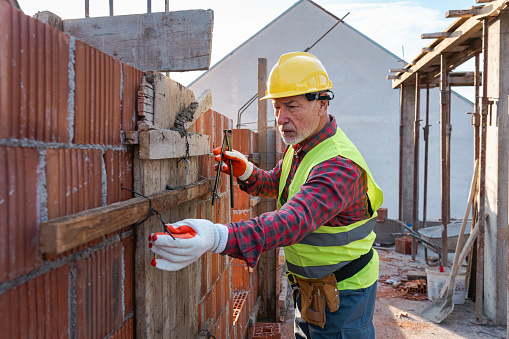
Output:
top-left (189, 0), bottom-right (404, 87)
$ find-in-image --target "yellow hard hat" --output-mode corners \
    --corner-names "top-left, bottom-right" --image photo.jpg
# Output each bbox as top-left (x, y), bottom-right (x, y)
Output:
top-left (261, 52), bottom-right (333, 100)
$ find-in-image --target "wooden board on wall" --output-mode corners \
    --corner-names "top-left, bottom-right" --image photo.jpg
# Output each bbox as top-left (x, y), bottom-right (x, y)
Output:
top-left (63, 10), bottom-right (213, 72)
top-left (134, 156), bottom-right (201, 338)
top-left (153, 73), bottom-right (196, 129)
top-left (138, 129), bottom-right (210, 159)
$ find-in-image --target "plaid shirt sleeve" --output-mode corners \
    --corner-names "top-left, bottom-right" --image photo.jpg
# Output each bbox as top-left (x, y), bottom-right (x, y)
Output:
top-left (222, 156), bottom-right (368, 267)
top-left (236, 161), bottom-right (282, 199)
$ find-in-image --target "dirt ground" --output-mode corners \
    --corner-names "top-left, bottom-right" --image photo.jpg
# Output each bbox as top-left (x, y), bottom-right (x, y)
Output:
top-left (279, 244), bottom-right (507, 338)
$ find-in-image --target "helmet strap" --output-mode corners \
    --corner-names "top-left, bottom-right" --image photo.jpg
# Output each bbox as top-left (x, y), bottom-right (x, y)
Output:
top-left (304, 90), bottom-right (334, 102)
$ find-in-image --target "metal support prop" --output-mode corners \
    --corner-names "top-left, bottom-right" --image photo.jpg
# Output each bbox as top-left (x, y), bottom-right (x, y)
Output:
top-left (109, 0), bottom-right (113, 16)
top-left (447, 83), bottom-right (452, 222)
top-left (422, 84), bottom-right (430, 229)
top-left (467, 52), bottom-right (482, 300)
top-left (85, 0), bottom-right (89, 17)
top-left (412, 72), bottom-right (420, 261)
top-left (476, 18), bottom-right (489, 322)
top-left (440, 54), bottom-right (449, 267)
top-left (399, 85), bottom-right (404, 221)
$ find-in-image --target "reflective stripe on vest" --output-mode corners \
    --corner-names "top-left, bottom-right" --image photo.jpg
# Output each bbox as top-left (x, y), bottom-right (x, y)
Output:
top-left (279, 127), bottom-right (383, 283)
top-left (298, 218), bottom-right (376, 247)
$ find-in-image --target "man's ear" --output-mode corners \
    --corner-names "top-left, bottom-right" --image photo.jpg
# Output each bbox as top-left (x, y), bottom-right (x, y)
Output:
top-left (318, 100), bottom-right (328, 115)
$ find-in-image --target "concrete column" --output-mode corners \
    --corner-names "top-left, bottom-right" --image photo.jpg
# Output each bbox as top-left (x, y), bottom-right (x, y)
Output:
top-left (484, 14), bottom-right (509, 325)
top-left (399, 84), bottom-right (416, 223)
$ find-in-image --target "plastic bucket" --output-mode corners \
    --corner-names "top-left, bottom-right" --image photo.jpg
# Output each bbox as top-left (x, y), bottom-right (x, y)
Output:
top-left (425, 266), bottom-right (466, 304)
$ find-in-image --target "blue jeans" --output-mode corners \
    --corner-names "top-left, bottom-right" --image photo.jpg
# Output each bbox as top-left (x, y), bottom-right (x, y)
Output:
top-left (294, 281), bottom-right (377, 339)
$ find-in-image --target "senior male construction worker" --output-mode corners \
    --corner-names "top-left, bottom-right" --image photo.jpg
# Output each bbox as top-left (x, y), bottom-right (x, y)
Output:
top-left (148, 52), bottom-right (383, 338)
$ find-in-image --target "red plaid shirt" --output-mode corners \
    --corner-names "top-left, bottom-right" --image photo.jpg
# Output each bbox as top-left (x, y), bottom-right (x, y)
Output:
top-left (223, 115), bottom-right (370, 267)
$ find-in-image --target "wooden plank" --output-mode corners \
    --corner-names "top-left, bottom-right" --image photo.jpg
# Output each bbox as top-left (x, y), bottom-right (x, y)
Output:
top-left (388, 68), bottom-right (411, 73)
top-left (39, 179), bottom-right (212, 254)
top-left (422, 47), bottom-right (433, 53)
top-left (477, 0), bottom-right (494, 3)
top-left (387, 75), bottom-right (400, 80)
top-left (138, 129), bottom-right (210, 159)
top-left (63, 10), bottom-right (213, 72)
top-left (446, 9), bottom-right (478, 18)
top-left (134, 155), bottom-right (201, 338)
top-left (421, 32), bottom-right (451, 39)
top-left (249, 196), bottom-right (261, 207)
top-left (153, 73), bottom-right (195, 129)
top-left (33, 11), bottom-right (63, 31)
top-left (392, 0), bottom-right (508, 88)
top-left (184, 89), bottom-right (213, 130)
top-left (248, 296), bottom-right (262, 327)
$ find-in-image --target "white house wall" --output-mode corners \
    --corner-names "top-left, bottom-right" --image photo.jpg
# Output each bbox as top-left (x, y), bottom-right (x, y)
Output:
top-left (189, 0), bottom-right (474, 220)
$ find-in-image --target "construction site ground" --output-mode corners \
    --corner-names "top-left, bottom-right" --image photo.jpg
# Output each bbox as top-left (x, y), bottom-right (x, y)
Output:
top-left (279, 243), bottom-right (507, 338)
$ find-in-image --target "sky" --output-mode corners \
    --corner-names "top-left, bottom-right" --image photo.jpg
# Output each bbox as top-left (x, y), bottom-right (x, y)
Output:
top-left (18, 0), bottom-right (475, 98)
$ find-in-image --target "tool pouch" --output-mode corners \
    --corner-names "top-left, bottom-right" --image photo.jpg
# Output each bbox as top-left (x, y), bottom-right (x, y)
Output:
top-left (295, 273), bottom-right (340, 328)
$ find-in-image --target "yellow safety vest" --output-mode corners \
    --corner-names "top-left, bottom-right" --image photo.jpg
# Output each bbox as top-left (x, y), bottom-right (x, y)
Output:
top-left (278, 127), bottom-right (383, 290)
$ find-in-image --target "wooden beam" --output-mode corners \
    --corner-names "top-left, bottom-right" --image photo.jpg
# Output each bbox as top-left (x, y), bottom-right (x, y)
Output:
top-left (392, 0), bottom-right (508, 88)
top-left (138, 129), bottom-right (210, 159)
top-left (421, 32), bottom-right (451, 39)
top-left (153, 73), bottom-right (195, 129)
top-left (387, 75), bottom-right (400, 80)
top-left (422, 47), bottom-right (434, 53)
top-left (63, 10), bottom-right (213, 72)
top-left (389, 68), bottom-right (412, 73)
top-left (39, 179), bottom-right (212, 254)
top-left (476, 0), bottom-right (494, 3)
top-left (33, 11), bottom-right (63, 31)
top-left (250, 196), bottom-right (261, 207)
top-left (446, 9), bottom-right (478, 18)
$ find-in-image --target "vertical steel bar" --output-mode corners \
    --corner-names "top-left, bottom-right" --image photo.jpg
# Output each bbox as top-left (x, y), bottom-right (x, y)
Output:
top-left (423, 84), bottom-right (430, 229)
top-left (440, 54), bottom-right (449, 267)
top-left (476, 18), bottom-right (489, 322)
top-left (109, 0), bottom-right (113, 16)
top-left (399, 85), bottom-right (404, 221)
top-left (412, 72), bottom-right (420, 261)
top-left (147, 0), bottom-right (152, 13)
top-left (85, 0), bottom-right (90, 17)
top-left (226, 130), bottom-right (234, 208)
top-left (447, 82), bottom-right (452, 222)
top-left (474, 53), bottom-right (481, 161)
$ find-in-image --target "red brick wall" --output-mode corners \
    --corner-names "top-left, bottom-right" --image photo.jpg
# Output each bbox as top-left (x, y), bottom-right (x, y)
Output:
top-left (1, 4), bottom-right (261, 338)
top-left (0, 4), bottom-right (141, 337)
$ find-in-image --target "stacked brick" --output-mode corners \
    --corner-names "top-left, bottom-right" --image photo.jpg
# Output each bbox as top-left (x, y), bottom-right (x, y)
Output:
top-left (253, 323), bottom-right (282, 339)
top-left (0, 4), bottom-right (142, 337)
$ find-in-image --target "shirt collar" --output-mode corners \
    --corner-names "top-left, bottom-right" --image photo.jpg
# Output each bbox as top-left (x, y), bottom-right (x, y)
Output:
top-left (292, 115), bottom-right (337, 156)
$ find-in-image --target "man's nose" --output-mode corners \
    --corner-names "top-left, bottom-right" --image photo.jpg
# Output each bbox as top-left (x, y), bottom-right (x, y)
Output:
top-left (276, 108), bottom-right (290, 125)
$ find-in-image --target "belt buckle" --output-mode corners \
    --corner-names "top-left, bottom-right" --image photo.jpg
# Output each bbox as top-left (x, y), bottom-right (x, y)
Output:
top-left (286, 272), bottom-right (299, 290)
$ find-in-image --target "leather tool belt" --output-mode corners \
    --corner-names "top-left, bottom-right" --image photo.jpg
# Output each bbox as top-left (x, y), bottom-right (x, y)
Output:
top-left (286, 248), bottom-right (374, 328)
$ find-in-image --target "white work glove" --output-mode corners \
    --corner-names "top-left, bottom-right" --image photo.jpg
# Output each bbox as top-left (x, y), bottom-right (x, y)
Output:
top-left (148, 219), bottom-right (228, 271)
top-left (213, 147), bottom-right (254, 181)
